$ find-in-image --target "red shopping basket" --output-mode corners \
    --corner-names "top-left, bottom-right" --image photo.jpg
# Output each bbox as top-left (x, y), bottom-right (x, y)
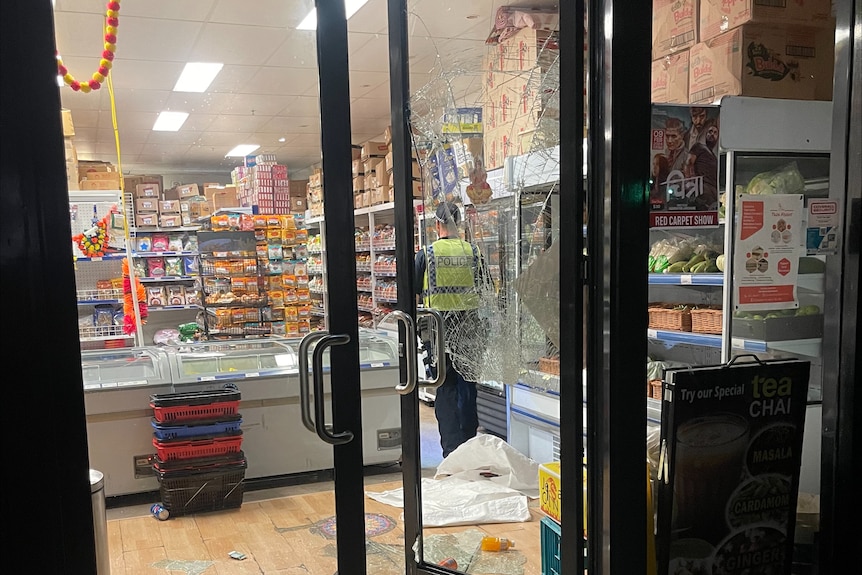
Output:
top-left (153, 433), bottom-right (243, 461)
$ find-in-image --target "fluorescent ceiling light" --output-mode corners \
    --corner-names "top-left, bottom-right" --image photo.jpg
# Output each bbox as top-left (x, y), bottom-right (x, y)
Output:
top-left (152, 111), bottom-right (189, 132)
top-left (225, 144), bottom-right (260, 157)
top-left (296, 0), bottom-right (369, 30)
top-left (173, 62), bottom-right (224, 93)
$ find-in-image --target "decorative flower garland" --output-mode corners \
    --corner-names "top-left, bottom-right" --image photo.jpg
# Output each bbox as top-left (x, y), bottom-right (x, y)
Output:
top-left (73, 212), bottom-right (111, 257)
top-left (56, 1), bottom-right (121, 93)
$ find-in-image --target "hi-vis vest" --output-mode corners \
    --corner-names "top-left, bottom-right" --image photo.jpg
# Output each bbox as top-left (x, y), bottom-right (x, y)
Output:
top-left (423, 238), bottom-right (480, 311)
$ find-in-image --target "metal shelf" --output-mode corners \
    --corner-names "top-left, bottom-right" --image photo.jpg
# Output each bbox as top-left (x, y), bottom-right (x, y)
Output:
top-left (74, 252), bottom-right (127, 262)
top-left (133, 251), bottom-right (198, 257)
top-left (648, 273), bottom-right (724, 286)
top-left (78, 299), bottom-right (121, 305)
top-left (139, 276), bottom-right (195, 282)
top-left (148, 305), bottom-right (198, 312)
top-left (649, 328), bottom-right (822, 357)
top-left (648, 329), bottom-right (723, 348)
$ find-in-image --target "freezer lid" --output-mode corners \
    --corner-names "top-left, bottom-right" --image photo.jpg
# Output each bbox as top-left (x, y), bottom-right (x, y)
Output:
top-left (164, 338), bottom-right (299, 383)
top-left (80, 347), bottom-right (171, 390)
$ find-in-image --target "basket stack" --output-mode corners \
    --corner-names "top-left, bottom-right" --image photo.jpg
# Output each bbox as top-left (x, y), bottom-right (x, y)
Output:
top-left (149, 388), bottom-right (246, 517)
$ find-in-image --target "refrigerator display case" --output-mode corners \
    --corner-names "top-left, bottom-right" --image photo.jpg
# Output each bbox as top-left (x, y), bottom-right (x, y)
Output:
top-left (81, 330), bottom-right (403, 496)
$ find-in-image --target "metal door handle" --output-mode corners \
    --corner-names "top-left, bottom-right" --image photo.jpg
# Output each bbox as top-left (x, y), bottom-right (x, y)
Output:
top-left (298, 331), bottom-right (329, 434)
top-left (417, 308), bottom-right (446, 389)
top-left (311, 334), bottom-right (354, 445)
top-left (381, 310), bottom-right (418, 394)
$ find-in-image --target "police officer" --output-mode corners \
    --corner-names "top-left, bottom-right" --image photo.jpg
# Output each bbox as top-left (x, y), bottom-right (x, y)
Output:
top-left (414, 201), bottom-right (488, 458)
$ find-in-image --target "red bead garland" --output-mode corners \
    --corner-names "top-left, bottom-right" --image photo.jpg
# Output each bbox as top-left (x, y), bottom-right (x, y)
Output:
top-left (56, 1), bottom-right (121, 93)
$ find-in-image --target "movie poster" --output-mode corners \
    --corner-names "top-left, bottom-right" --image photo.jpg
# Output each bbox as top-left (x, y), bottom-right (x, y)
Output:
top-left (649, 104), bottom-right (721, 229)
top-left (657, 359), bottom-right (810, 575)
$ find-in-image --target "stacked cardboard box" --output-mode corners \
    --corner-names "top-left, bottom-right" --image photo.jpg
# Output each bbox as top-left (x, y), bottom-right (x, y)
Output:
top-left (482, 26), bottom-right (559, 170)
top-left (650, 0), bottom-right (835, 104)
top-left (306, 169), bottom-right (324, 218)
top-left (78, 160), bottom-right (122, 191)
top-left (234, 161), bottom-right (293, 214)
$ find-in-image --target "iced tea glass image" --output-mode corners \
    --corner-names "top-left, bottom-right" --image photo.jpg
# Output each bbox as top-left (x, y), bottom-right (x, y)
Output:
top-left (673, 413), bottom-right (750, 542)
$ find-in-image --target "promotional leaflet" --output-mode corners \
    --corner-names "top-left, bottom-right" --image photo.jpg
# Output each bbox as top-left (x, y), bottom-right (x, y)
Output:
top-left (649, 104), bottom-right (721, 229)
top-left (657, 358), bottom-right (810, 575)
top-left (806, 198), bottom-right (841, 256)
top-left (734, 194), bottom-right (804, 311)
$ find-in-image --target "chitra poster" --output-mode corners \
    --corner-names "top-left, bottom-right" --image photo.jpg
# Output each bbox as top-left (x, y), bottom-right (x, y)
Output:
top-left (657, 358), bottom-right (810, 575)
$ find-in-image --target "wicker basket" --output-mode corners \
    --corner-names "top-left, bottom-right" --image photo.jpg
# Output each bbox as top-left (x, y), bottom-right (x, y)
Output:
top-left (691, 306), bottom-right (723, 334)
top-left (539, 357), bottom-right (560, 375)
top-left (648, 304), bottom-right (692, 332)
top-left (648, 379), bottom-right (663, 400)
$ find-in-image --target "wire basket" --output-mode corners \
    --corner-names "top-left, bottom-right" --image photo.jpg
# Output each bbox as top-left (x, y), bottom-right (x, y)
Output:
top-left (648, 304), bottom-right (692, 332)
top-left (538, 357), bottom-right (560, 376)
top-left (690, 306), bottom-right (723, 334)
top-left (155, 455), bottom-right (246, 516)
top-left (153, 433), bottom-right (243, 461)
top-left (648, 379), bottom-right (663, 400)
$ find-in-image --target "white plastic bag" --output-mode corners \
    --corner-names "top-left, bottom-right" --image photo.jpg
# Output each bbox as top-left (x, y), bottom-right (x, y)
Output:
top-left (435, 434), bottom-right (540, 499)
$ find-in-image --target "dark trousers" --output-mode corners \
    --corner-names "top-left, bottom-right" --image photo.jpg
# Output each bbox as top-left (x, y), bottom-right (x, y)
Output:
top-left (432, 354), bottom-right (479, 458)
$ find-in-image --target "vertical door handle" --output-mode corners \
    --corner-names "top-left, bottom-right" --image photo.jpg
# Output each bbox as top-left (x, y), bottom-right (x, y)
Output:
top-left (417, 308), bottom-right (447, 389)
top-left (311, 334), bottom-right (354, 445)
top-left (382, 310), bottom-right (418, 394)
top-left (298, 331), bottom-right (329, 434)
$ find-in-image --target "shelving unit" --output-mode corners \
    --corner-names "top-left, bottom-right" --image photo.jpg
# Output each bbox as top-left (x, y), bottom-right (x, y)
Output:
top-left (70, 190), bottom-right (138, 350)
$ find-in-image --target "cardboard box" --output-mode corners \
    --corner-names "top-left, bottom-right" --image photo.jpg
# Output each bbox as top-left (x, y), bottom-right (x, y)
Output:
top-left (651, 50), bottom-right (691, 104)
top-left (80, 179), bottom-right (120, 191)
top-left (77, 160), bottom-right (114, 173)
top-left (354, 193), bottom-right (364, 210)
top-left (353, 176), bottom-right (365, 192)
top-left (653, 0), bottom-right (698, 59)
top-left (61, 108), bottom-right (75, 137)
top-left (165, 183), bottom-right (200, 200)
top-left (538, 462), bottom-right (561, 523)
top-left (135, 183), bottom-right (160, 199)
top-left (700, 0), bottom-right (834, 43)
top-left (352, 159), bottom-right (365, 175)
top-left (83, 171), bottom-right (120, 182)
top-left (289, 179), bottom-right (308, 198)
top-left (290, 197), bottom-right (306, 213)
top-left (689, 23), bottom-right (835, 104)
top-left (159, 200), bottom-right (181, 214)
top-left (135, 198), bottom-right (159, 213)
top-left (189, 201), bottom-right (212, 220)
top-left (361, 141), bottom-right (389, 161)
top-left (136, 212), bottom-right (158, 227)
top-left (373, 163), bottom-right (390, 189)
top-left (383, 125), bottom-right (392, 144)
top-left (499, 27), bottom-right (559, 73)
top-left (210, 190), bottom-right (239, 211)
top-left (384, 151), bottom-right (394, 173)
top-left (370, 187), bottom-right (387, 205)
top-left (309, 172), bottom-right (322, 187)
top-left (159, 214), bottom-right (182, 228)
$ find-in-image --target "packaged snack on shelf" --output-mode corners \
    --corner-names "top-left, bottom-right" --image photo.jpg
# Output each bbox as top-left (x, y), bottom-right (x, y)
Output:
top-left (294, 244), bottom-right (308, 259)
top-left (240, 214), bottom-right (254, 231)
top-left (297, 305), bottom-right (310, 319)
top-left (136, 235), bottom-right (152, 252)
top-left (230, 277), bottom-right (247, 294)
top-left (147, 286), bottom-right (166, 306)
top-left (182, 234), bottom-right (197, 252)
top-left (287, 322), bottom-right (300, 337)
top-left (270, 290), bottom-right (284, 307)
top-left (295, 228), bottom-right (308, 243)
top-left (133, 258), bottom-right (147, 278)
top-left (267, 242), bottom-right (283, 260)
top-left (93, 304), bottom-right (115, 326)
top-left (253, 215), bottom-right (268, 229)
top-left (296, 288), bottom-right (310, 303)
top-left (285, 289), bottom-right (298, 303)
top-left (183, 256), bottom-right (198, 275)
top-left (272, 321), bottom-right (286, 335)
top-left (167, 234), bottom-right (184, 251)
top-left (165, 257), bottom-right (183, 276)
top-left (185, 288), bottom-right (201, 306)
top-left (167, 285), bottom-right (186, 305)
top-left (148, 257), bottom-right (166, 277)
top-left (285, 306), bottom-right (299, 322)
top-left (152, 233), bottom-right (170, 252)
top-left (298, 319), bottom-right (311, 334)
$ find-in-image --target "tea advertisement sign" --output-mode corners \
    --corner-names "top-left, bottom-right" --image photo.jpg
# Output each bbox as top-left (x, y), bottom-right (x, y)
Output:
top-left (657, 359), bottom-right (810, 575)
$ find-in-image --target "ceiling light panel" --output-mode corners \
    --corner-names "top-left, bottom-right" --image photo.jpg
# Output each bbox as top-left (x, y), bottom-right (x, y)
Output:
top-left (296, 0), bottom-right (370, 30)
top-left (153, 111), bottom-right (190, 131)
top-left (225, 144), bottom-right (260, 157)
top-left (173, 63), bottom-right (224, 92)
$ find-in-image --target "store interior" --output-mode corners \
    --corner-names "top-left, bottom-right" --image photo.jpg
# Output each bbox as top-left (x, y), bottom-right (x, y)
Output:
top-left (42, 0), bottom-right (856, 573)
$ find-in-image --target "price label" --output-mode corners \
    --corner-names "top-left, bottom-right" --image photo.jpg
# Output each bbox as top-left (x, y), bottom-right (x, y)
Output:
top-left (118, 379), bottom-right (147, 387)
top-left (370, 362), bottom-right (384, 368)
top-left (647, 329), bottom-right (658, 339)
top-left (91, 257), bottom-right (103, 262)
top-left (245, 372), bottom-right (260, 378)
top-left (199, 376), bottom-right (216, 381)
top-left (680, 274), bottom-right (693, 285)
top-left (731, 338), bottom-right (746, 349)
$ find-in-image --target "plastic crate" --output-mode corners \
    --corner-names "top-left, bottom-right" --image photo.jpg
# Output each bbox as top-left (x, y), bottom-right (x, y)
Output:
top-left (153, 451), bottom-right (245, 473)
top-left (541, 516), bottom-right (562, 575)
top-left (150, 388), bottom-right (240, 423)
top-left (153, 432), bottom-right (243, 461)
top-left (151, 417), bottom-right (242, 440)
top-left (155, 456), bottom-right (247, 516)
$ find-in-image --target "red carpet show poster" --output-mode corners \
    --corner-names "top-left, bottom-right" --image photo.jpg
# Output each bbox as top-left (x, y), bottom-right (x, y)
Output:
top-left (649, 104), bottom-right (721, 229)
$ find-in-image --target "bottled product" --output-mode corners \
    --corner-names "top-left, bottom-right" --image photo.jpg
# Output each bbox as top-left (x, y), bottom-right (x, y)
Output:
top-left (480, 536), bottom-right (514, 551)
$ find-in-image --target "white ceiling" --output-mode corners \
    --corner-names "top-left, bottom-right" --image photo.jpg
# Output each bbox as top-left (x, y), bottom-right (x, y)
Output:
top-left (54, 0), bottom-right (556, 176)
